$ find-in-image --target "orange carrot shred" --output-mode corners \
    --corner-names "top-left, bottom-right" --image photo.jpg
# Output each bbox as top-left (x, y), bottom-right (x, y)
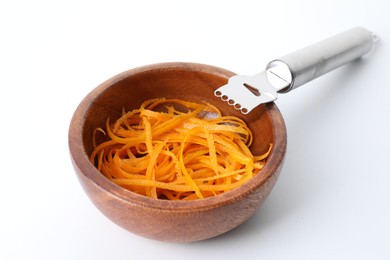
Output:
top-left (90, 98), bottom-right (272, 200)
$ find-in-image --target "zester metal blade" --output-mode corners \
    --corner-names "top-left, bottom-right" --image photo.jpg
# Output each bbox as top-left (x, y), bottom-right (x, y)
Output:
top-left (214, 69), bottom-right (289, 114)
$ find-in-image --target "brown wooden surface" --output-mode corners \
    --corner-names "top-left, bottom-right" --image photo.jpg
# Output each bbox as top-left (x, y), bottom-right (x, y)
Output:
top-left (68, 62), bottom-right (287, 242)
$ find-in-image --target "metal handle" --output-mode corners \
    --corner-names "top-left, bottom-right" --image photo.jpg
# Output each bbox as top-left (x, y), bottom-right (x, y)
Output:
top-left (265, 27), bottom-right (377, 93)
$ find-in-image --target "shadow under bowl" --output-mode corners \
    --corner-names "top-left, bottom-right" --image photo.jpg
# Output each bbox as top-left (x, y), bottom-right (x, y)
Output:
top-left (68, 62), bottom-right (287, 242)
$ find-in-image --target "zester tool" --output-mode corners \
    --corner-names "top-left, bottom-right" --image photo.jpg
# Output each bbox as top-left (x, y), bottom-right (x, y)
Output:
top-left (214, 27), bottom-right (378, 114)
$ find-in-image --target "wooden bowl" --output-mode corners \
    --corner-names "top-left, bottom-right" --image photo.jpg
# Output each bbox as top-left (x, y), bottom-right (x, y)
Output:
top-left (68, 62), bottom-right (287, 242)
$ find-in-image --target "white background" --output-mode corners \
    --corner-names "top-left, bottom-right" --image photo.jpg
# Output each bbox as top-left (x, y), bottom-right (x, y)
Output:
top-left (1, 0), bottom-right (389, 259)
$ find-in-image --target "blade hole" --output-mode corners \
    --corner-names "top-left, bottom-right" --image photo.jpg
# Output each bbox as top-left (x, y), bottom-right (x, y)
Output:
top-left (221, 95), bottom-right (229, 101)
top-left (215, 90), bottom-right (222, 97)
top-left (228, 99), bottom-right (235, 105)
top-left (243, 83), bottom-right (261, 96)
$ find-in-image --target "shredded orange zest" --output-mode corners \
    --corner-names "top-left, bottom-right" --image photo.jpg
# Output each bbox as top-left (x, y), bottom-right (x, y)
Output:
top-left (90, 98), bottom-right (272, 200)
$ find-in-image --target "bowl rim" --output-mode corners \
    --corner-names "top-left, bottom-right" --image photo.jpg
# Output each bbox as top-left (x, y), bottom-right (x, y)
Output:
top-left (68, 62), bottom-right (287, 212)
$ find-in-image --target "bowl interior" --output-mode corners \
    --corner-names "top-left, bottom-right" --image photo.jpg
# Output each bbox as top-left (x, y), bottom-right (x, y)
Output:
top-left (82, 63), bottom-right (276, 159)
